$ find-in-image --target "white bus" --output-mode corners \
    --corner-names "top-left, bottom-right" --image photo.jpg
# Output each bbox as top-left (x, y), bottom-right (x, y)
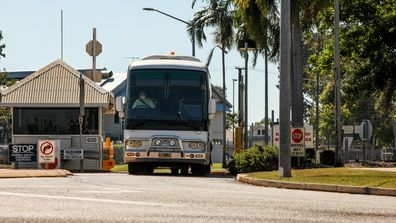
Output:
top-left (116, 55), bottom-right (216, 175)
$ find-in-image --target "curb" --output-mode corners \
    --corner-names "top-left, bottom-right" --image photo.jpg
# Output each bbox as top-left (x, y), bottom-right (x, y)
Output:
top-left (0, 169), bottom-right (73, 178)
top-left (236, 174), bottom-right (396, 197)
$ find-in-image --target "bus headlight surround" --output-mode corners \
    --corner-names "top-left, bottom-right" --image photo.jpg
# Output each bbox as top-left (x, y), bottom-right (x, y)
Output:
top-left (188, 141), bottom-right (206, 150)
top-left (126, 140), bottom-right (142, 148)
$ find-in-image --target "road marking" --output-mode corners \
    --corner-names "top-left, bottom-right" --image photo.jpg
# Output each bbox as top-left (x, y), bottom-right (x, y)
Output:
top-left (0, 191), bottom-right (180, 207)
top-left (78, 190), bottom-right (139, 194)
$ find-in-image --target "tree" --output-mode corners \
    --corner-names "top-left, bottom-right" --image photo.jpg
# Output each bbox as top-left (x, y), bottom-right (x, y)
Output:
top-left (0, 31), bottom-right (5, 59)
top-left (0, 32), bottom-right (11, 143)
top-left (189, 0), bottom-right (235, 166)
top-left (304, 0), bottom-right (396, 147)
top-left (234, 0), bottom-right (279, 145)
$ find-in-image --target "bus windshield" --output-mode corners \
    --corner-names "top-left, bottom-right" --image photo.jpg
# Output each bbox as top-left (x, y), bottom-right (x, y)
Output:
top-left (125, 69), bottom-right (208, 131)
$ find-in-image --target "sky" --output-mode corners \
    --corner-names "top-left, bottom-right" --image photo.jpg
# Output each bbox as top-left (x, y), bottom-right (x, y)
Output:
top-left (0, 0), bottom-right (280, 124)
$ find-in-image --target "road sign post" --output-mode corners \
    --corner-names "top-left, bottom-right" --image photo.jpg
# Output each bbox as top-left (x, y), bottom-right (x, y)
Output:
top-left (359, 120), bottom-right (373, 162)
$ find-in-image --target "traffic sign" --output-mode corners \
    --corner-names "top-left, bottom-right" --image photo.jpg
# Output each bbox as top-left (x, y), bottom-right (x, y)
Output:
top-left (8, 144), bottom-right (37, 163)
top-left (38, 140), bottom-right (56, 164)
top-left (358, 120), bottom-right (373, 141)
top-left (64, 148), bottom-right (84, 160)
top-left (291, 127), bottom-right (305, 157)
top-left (85, 40), bottom-right (102, 57)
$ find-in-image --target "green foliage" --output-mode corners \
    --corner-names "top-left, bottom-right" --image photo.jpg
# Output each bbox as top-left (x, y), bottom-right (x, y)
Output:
top-left (0, 31), bottom-right (5, 59)
top-left (320, 150), bottom-right (335, 166)
top-left (112, 144), bottom-right (124, 165)
top-left (304, 0), bottom-right (396, 146)
top-left (226, 112), bottom-right (237, 130)
top-left (189, 0), bottom-right (235, 50)
top-left (227, 145), bottom-right (278, 175)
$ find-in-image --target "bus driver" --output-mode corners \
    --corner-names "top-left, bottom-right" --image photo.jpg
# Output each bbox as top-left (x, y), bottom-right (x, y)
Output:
top-left (132, 91), bottom-right (156, 109)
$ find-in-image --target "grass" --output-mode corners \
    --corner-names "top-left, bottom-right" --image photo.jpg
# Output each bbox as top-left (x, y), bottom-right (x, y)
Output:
top-left (247, 168), bottom-right (396, 189)
top-left (112, 163), bottom-right (225, 173)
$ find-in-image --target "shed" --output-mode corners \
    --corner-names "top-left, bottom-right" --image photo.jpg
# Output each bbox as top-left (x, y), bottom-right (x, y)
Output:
top-left (1, 60), bottom-right (113, 170)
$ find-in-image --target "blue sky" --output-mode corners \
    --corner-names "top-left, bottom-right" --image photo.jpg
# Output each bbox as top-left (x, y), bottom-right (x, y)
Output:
top-left (0, 0), bottom-right (280, 123)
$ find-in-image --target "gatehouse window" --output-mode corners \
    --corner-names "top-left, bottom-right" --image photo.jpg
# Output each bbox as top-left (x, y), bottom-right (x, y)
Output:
top-left (13, 108), bottom-right (98, 135)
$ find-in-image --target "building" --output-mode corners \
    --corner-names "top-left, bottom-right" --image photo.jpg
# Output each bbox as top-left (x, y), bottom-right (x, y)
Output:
top-left (3, 64), bottom-right (232, 165)
top-left (1, 60), bottom-right (112, 170)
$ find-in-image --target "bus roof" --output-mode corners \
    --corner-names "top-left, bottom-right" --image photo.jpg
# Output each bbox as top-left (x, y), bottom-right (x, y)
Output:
top-left (128, 55), bottom-right (207, 71)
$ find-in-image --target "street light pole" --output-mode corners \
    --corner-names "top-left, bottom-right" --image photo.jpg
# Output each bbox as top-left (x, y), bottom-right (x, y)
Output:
top-left (143, 7), bottom-right (195, 57)
top-left (279, 0), bottom-right (292, 177)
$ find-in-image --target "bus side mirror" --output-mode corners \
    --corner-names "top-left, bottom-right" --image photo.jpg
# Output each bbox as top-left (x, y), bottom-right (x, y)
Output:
top-left (115, 96), bottom-right (124, 113)
top-left (209, 99), bottom-right (216, 119)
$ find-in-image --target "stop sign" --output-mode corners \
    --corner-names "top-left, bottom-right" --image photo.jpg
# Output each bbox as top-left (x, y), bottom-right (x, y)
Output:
top-left (292, 128), bottom-right (304, 143)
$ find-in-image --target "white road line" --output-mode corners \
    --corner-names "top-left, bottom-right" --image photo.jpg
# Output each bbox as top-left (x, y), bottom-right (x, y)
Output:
top-left (78, 190), bottom-right (139, 194)
top-left (0, 191), bottom-right (180, 207)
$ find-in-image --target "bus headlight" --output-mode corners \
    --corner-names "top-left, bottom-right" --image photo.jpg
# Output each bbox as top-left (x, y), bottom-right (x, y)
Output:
top-left (125, 140), bottom-right (146, 150)
top-left (188, 141), bottom-right (206, 150)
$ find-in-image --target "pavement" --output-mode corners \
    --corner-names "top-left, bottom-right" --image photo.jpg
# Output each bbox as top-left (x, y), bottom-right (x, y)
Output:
top-left (0, 173), bottom-right (395, 222)
top-left (237, 167), bottom-right (396, 197)
top-left (357, 168), bottom-right (396, 172)
top-left (0, 169), bottom-right (72, 178)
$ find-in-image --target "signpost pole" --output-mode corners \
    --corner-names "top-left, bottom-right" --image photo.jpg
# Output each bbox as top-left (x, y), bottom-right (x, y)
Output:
top-left (92, 28), bottom-right (97, 82)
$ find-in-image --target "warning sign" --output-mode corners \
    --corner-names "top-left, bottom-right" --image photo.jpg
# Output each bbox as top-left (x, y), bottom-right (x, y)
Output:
top-left (38, 140), bottom-right (56, 163)
top-left (291, 127), bottom-right (305, 157)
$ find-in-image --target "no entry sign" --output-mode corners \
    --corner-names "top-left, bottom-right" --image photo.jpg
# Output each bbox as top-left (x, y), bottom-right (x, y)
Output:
top-left (291, 127), bottom-right (305, 157)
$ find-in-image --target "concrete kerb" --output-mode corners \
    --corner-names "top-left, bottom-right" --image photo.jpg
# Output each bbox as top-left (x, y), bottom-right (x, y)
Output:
top-left (236, 174), bottom-right (396, 197)
top-left (0, 169), bottom-right (73, 178)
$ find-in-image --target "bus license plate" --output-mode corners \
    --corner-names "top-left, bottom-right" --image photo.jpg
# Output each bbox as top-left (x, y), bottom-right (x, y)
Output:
top-left (159, 153), bottom-right (171, 158)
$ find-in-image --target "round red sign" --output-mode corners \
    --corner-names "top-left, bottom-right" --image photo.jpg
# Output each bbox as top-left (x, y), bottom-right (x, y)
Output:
top-left (292, 128), bottom-right (304, 143)
top-left (40, 141), bottom-right (54, 155)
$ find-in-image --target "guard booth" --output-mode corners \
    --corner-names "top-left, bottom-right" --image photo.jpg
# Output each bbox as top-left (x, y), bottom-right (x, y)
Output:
top-left (1, 60), bottom-right (113, 171)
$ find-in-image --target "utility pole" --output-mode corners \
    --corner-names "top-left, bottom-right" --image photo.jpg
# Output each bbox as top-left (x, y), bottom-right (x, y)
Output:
top-left (334, 0), bottom-right (343, 166)
top-left (264, 47), bottom-right (269, 146)
top-left (221, 46), bottom-right (227, 168)
top-left (244, 42), bottom-right (249, 149)
top-left (236, 68), bottom-right (244, 127)
top-left (60, 10), bottom-right (63, 61)
top-left (271, 110), bottom-right (275, 146)
top-left (315, 72), bottom-right (320, 163)
top-left (279, 0), bottom-right (292, 177)
top-left (232, 78), bottom-right (238, 145)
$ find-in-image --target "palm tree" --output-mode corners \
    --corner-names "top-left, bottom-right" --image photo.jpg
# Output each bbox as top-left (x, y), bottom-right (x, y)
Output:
top-left (188, 0), bottom-right (235, 167)
top-left (234, 0), bottom-right (279, 145)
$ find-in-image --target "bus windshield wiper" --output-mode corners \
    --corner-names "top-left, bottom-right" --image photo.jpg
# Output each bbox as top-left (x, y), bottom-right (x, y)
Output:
top-left (131, 119), bottom-right (157, 129)
top-left (177, 112), bottom-right (201, 131)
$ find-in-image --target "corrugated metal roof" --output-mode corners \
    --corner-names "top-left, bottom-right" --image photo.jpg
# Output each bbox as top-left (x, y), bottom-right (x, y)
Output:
top-left (1, 60), bottom-right (112, 107)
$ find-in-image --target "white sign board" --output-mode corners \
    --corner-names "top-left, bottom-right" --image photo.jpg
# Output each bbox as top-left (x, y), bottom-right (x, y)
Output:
top-left (342, 125), bottom-right (355, 134)
top-left (304, 124), bottom-right (314, 148)
top-left (272, 124), bottom-right (312, 149)
top-left (272, 125), bottom-right (280, 147)
top-left (64, 149), bottom-right (84, 160)
top-left (291, 127), bottom-right (305, 157)
top-left (38, 140), bottom-right (56, 163)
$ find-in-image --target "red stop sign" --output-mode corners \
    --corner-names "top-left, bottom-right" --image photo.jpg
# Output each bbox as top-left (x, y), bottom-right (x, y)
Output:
top-left (292, 128), bottom-right (304, 143)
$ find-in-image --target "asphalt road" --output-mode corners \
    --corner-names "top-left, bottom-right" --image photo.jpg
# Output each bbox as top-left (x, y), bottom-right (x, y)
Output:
top-left (0, 173), bottom-right (395, 223)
